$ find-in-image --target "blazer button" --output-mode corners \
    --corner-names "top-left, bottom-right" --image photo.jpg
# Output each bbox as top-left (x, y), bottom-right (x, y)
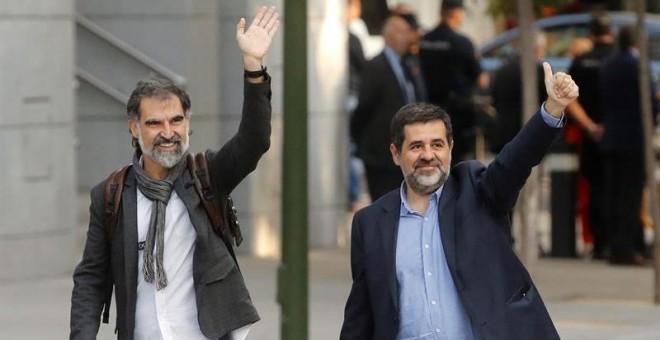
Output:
top-left (393, 316), bottom-right (398, 321)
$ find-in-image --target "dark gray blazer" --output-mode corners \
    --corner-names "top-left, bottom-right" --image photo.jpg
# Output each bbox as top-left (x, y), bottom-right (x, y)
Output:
top-left (341, 112), bottom-right (560, 340)
top-left (71, 77), bottom-right (272, 340)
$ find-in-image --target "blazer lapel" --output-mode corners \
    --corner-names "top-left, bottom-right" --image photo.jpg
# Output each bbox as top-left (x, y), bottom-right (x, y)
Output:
top-left (121, 170), bottom-right (138, 328)
top-left (379, 193), bottom-right (402, 311)
top-left (174, 170), bottom-right (209, 240)
top-left (438, 177), bottom-right (459, 284)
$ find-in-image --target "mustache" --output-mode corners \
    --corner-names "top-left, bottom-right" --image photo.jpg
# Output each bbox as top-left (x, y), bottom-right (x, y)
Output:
top-left (413, 158), bottom-right (441, 169)
top-left (153, 134), bottom-right (182, 145)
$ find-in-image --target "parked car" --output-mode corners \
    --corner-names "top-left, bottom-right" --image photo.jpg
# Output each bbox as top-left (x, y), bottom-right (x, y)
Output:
top-left (479, 11), bottom-right (660, 85)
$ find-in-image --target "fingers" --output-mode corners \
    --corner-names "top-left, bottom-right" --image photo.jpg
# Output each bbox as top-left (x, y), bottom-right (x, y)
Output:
top-left (542, 62), bottom-right (553, 82)
top-left (251, 6), bottom-right (268, 27)
top-left (252, 6), bottom-right (276, 30)
top-left (264, 11), bottom-right (280, 36)
top-left (236, 17), bottom-right (246, 37)
top-left (554, 73), bottom-right (577, 98)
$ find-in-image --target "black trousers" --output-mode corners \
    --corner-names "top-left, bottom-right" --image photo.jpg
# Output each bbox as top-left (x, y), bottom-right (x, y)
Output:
top-left (603, 151), bottom-right (645, 259)
top-left (580, 140), bottom-right (608, 254)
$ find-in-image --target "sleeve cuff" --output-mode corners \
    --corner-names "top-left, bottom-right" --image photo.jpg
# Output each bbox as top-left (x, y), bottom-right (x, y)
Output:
top-left (541, 101), bottom-right (565, 128)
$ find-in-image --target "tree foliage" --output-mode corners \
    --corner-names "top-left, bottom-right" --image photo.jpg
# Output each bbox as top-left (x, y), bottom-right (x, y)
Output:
top-left (487, 0), bottom-right (572, 18)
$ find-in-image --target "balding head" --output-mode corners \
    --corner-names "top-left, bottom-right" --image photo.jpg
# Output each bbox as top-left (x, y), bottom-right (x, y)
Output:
top-left (382, 15), bottom-right (414, 56)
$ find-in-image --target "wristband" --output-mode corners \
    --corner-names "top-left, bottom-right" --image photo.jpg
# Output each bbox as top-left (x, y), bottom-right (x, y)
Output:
top-left (244, 66), bottom-right (267, 79)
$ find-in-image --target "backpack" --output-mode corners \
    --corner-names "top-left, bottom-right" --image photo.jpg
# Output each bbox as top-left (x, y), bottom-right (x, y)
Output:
top-left (100, 152), bottom-right (243, 324)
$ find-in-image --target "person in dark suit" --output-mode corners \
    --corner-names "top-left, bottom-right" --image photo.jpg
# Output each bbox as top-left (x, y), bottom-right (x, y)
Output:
top-left (340, 62), bottom-right (578, 340)
top-left (419, 0), bottom-right (482, 164)
top-left (70, 7), bottom-right (279, 340)
top-left (489, 31), bottom-right (547, 154)
top-left (351, 15), bottom-right (424, 201)
top-left (599, 26), bottom-right (658, 266)
top-left (566, 13), bottom-right (616, 259)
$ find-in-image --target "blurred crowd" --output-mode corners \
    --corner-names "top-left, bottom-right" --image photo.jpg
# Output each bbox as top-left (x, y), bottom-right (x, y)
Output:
top-left (345, 0), bottom-right (659, 266)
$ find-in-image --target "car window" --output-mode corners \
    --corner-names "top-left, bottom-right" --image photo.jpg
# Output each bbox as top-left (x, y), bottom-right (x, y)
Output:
top-left (544, 25), bottom-right (588, 58)
top-left (484, 24), bottom-right (660, 61)
top-left (482, 25), bottom-right (589, 59)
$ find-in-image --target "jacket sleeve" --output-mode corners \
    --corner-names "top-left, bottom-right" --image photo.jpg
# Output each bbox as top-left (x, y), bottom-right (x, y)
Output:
top-left (207, 76), bottom-right (273, 196)
top-left (70, 183), bottom-right (112, 339)
top-left (340, 212), bottom-right (374, 339)
top-left (479, 111), bottom-right (561, 215)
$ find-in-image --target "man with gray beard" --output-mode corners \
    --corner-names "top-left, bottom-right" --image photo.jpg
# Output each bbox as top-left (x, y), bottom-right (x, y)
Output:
top-left (341, 62), bottom-right (578, 340)
top-left (71, 6), bottom-right (279, 340)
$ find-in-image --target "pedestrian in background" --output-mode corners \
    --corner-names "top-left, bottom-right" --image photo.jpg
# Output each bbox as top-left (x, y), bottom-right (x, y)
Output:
top-left (351, 15), bottom-right (423, 201)
top-left (489, 31), bottom-right (547, 154)
top-left (347, 0), bottom-right (368, 210)
top-left (599, 25), bottom-right (658, 266)
top-left (566, 13), bottom-right (616, 260)
top-left (70, 7), bottom-right (278, 339)
top-left (419, 0), bottom-right (482, 164)
top-left (341, 62), bottom-right (577, 340)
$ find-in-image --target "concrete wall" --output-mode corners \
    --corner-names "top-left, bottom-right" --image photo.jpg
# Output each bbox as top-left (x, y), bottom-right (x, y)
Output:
top-left (0, 0), bottom-right (77, 280)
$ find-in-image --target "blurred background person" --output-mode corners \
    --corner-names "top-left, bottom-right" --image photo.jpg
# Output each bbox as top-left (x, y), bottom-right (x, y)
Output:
top-left (567, 37), bottom-right (593, 60)
top-left (391, 3), bottom-right (427, 103)
top-left (566, 13), bottom-right (615, 260)
top-left (351, 15), bottom-right (422, 201)
top-left (599, 26), bottom-right (658, 266)
top-left (419, 0), bottom-right (482, 164)
top-left (348, 0), bottom-right (384, 60)
top-left (347, 0), bottom-right (368, 211)
top-left (488, 31), bottom-right (547, 155)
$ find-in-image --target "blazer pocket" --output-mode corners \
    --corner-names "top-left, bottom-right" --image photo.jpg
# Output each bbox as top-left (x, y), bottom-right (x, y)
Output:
top-left (506, 281), bottom-right (532, 305)
top-left (204, 255), bottom-right (237, 284)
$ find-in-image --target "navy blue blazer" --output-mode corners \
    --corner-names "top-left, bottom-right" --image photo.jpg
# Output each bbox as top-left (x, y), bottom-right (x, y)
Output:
top-left (340, 111), bottom-right (561, 340)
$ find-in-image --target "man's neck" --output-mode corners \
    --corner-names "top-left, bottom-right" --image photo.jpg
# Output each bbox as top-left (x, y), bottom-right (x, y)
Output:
top-left (405, 187), bottom-right (431, 214)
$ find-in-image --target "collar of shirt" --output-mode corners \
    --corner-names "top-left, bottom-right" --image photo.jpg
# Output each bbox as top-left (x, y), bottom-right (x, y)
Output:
top-left (399, 182), bottom-right (444, 217)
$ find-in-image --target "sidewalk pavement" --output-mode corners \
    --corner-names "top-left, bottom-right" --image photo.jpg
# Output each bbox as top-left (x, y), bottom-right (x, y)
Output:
top-left (2, 249), bottom-right (659, 339)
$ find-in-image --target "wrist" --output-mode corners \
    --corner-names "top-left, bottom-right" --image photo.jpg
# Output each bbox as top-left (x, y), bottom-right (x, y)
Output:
top-left (243, 56), bottom-right (262, 71)
top-left (543, 100), bottom-right (564, 118)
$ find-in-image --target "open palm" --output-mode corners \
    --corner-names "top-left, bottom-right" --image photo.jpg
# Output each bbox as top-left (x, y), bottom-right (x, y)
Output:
top-left (236, 6), bottom-right (279, 62)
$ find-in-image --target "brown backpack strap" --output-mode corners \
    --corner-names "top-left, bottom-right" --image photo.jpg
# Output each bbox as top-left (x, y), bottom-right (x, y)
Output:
top-left (194, 152), bottom-right (243, 246)
top-left (100, 164), bottom-right (130, 325)
top-left (187, 153), bottom-right (226, 233)
top-left (187, 153), bottom-right (241, 263)
top-left (103, 164), bottom-right (131, 239)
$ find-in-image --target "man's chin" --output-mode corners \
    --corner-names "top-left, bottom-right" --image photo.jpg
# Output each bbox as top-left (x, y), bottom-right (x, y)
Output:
top-left (153, 150), bottom-right (183, 168)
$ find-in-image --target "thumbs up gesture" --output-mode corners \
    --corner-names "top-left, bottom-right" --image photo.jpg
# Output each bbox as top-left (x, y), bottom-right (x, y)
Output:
top-left (542, 62), bottom-right (579, 117)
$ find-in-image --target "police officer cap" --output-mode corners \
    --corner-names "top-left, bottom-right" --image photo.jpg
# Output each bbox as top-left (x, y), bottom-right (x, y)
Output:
top-left (441, 0), bottom-right (464, 11)
top-left (589, 13), bottom-right (612, 36)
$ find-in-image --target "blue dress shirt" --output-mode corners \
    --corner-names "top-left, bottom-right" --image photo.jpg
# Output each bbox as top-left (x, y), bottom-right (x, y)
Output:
top-left (396, 185), bottom-right (476, 340)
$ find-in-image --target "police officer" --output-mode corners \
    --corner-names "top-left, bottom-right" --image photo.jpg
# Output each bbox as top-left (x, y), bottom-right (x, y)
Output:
top-left (419, 0), bottom-right (481, 163)
top-left (567, 13), bottom-right (616, 260)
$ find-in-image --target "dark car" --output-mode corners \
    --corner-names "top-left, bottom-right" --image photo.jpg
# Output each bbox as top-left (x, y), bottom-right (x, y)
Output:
top-left (479, 11), bottom-right (660, 84)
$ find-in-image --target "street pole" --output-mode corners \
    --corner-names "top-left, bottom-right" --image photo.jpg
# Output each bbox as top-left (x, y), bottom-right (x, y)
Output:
top-left (517, 0), bottom-right (540, 268)
top-left (635, 0), bottom-right (660, 305)
top-left (278, 0), bottom-right (309, 338)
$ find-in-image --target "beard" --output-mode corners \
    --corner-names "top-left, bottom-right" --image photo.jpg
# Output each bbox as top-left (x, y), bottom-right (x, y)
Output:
top-left (405, 158), bottom-right (450, 195)
top-left (138, 132), bottom-right (189, 169)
